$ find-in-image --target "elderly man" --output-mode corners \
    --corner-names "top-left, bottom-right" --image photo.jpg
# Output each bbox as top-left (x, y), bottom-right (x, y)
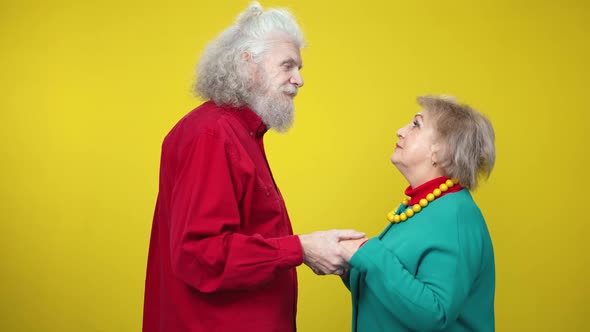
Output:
top-left (142, 2), bottom-right (364, 331)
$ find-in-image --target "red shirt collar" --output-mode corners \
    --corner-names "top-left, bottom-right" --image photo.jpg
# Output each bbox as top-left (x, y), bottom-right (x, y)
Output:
top-left (218, 102), bottom-right (268, 138)
top-left (404, 176), bottom-right (463, 206)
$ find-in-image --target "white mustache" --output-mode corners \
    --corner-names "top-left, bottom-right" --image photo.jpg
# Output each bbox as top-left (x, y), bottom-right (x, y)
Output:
top-left (281, 85), bottom-right (298, 96)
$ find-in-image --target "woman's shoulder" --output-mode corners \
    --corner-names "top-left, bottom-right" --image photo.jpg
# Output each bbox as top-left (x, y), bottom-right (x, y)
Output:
top-left (436, 189), bottom-right (481, 212)
top-left (426, 189), bottom-right (486, 230)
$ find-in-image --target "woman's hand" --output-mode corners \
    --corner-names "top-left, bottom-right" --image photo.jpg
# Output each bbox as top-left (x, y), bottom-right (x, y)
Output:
top-left (338, 238), bottom-right (368, 281)
top-left (340, 238), bottom-right (368, 262)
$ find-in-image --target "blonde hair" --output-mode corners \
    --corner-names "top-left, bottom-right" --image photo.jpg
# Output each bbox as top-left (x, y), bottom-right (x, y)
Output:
top-left (417, 95), bottom-right (496, 190)
top-left (194, 2), bottom-right (305, 106)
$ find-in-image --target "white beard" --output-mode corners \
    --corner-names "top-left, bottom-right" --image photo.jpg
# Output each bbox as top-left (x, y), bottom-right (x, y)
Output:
top-left (248, 74), bottom-right (297, 133)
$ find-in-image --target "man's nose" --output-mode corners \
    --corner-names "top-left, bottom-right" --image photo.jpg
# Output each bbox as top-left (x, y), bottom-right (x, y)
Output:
top-left (290, 70), bottom-right (304, 87)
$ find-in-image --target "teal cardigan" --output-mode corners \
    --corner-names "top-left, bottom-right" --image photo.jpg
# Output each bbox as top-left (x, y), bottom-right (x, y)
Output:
top-left (346, 189), bottom-right (495, 331)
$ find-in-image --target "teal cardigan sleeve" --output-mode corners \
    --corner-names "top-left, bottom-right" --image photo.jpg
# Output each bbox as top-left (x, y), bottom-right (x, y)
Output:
top-left (349, 206), bottom-right (485, 331)
top-left (342, 276), bottom-right (351, 290)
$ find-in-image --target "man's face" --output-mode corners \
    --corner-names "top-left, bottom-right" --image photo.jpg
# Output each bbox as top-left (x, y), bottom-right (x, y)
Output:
top-left (249, 39), bottom-right (304, 132)
top-left (257, 39), bottom-right (304, 98)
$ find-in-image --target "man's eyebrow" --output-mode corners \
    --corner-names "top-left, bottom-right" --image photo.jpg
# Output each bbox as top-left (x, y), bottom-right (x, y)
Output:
top-left (281, 58), bottom-right (303, 69)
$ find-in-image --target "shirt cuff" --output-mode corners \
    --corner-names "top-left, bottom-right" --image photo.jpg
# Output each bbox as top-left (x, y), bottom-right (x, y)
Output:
top-left (270, 235), bottom-right (304, 268)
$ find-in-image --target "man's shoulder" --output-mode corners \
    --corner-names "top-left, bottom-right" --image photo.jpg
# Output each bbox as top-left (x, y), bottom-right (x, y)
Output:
top-left (167, 101), bottom-right (237, 141)
top-left (180, 100), bottom-right (226, 126)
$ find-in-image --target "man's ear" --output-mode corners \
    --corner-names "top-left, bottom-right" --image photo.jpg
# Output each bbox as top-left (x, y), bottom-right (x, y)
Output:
top-left (241, 51), bottom-right (253, 63)
top-left (241, 51), bottom-right (258, 76)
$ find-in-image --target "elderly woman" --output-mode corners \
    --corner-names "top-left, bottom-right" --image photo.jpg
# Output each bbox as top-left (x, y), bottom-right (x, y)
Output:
top-left (341, 96), bottom-right (496, 332)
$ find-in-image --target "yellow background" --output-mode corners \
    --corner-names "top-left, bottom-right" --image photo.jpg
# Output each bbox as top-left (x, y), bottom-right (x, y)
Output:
top-left (1, 0), bottom-right (589, 330)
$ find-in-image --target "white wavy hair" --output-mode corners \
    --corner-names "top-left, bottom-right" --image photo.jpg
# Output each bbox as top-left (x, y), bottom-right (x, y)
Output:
top-left (193, 1), bottom-right (305, 107)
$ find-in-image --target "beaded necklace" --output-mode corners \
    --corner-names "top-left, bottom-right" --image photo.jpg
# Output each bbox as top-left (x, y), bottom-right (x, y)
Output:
top-left (386, 178), bottom-right (459, 223)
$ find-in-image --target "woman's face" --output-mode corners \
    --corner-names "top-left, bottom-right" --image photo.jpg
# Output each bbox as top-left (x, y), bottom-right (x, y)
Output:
top-left (390, 111), bottom-right (441, 176)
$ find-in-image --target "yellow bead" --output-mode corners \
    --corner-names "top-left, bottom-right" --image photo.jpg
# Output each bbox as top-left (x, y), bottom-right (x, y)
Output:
top-left (446, 179), bottom-right (454, 187)
top-left (426, 193), bottom-right (435, 201)
top-left (439, 184), bottom-right (448, 192)
top-left (406, 209), bottom-right (414, 217)
top-left (393, 215), bottom-right (401, 223)
top-left (400, 213), bottom-right (407, 221)
top-left (386, 212), bottom-right (395, 222)
top-left (419, 198), bottom-right (428, 207)
top-left (401, 197), bottom-right (409, 205)
top-left (433, 189), bottom-right (442, 196)
top-left (452, 178), bottom-right (459, 184)
top-left (412, 204), bottom-right (421, 212)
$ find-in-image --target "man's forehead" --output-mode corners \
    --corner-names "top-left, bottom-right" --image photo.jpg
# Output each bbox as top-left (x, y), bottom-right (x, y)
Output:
top-left (267, 39), bottom-right (300, 51)
top-left (267, 41), bottom-right (302, 63)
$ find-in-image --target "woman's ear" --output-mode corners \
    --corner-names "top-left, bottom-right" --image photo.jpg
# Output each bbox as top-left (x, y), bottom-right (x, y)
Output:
top-left (430, 143), bottom-right (441, 166)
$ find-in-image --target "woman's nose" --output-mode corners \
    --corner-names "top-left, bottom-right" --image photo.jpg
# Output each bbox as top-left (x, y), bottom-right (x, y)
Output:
top-left (396, 127), bottom-right (404, 138)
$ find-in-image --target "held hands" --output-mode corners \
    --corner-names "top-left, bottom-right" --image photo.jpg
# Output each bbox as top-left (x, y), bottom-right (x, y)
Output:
top-left (339, 238), bottom-right (368, 261)
top-left (338, 238), bottom-right (368, 282)
top-left (299, 229), bottom-right (366, 276)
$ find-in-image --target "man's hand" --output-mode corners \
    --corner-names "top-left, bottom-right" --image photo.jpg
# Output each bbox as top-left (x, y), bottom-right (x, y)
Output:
top-left (299, 229), bottom-right (365, 276)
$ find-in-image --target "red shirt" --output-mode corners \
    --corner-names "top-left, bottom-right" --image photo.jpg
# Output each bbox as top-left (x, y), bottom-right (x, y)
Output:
top-left (143, 101), bottom-right (304, 332)
top-left (404, 177), bottom-right (463, 206)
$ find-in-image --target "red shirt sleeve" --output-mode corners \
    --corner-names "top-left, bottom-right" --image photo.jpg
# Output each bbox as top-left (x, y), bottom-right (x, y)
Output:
top-left (166, 124), bottom-right (303, 293)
